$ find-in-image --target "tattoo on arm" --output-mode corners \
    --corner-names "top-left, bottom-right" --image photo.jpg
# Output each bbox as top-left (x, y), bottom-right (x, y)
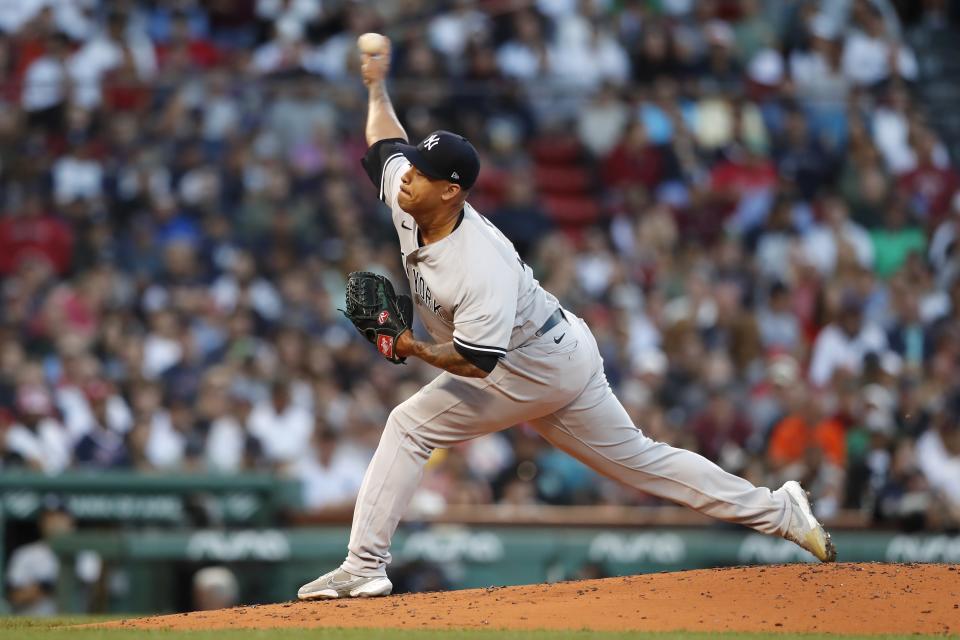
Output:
top-left (408, 340), bottom-right (488, 378)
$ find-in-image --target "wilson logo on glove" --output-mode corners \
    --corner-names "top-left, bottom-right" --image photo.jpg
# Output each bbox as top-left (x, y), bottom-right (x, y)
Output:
top-left (378, 334), bottom-right (394, 358)
top-left (378, 310), bottom-right (390, 325)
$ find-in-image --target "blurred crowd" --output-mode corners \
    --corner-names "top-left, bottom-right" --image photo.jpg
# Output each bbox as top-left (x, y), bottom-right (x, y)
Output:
top-left (0, 0), bottom-right (958, 547)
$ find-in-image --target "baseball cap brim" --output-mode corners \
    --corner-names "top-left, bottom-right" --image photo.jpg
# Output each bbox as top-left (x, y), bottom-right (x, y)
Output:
top-left (395, 143), bottom-right (448, 181)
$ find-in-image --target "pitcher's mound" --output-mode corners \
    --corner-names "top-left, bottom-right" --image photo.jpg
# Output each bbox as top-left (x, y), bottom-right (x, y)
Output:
top-left (109, 563), bottom-right (958, 635)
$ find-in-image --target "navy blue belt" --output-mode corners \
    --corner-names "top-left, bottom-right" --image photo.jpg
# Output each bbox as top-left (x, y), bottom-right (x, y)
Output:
top-left (534, 308), bottom-right (566, 338)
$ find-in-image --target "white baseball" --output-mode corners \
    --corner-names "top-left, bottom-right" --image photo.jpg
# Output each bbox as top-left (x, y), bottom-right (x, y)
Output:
top-left (357, 32), bottom-right (389, 56)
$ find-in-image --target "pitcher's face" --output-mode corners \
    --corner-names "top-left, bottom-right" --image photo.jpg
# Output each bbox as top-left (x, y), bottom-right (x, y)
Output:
top-left (398, 166), bottom-right (459, 219)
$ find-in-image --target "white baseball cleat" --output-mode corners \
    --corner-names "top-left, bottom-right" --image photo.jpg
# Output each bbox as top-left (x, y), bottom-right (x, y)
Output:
top-left (297, 568), bottom-right (393, 600)
top-left (780, 480), bottom-right (837, 562)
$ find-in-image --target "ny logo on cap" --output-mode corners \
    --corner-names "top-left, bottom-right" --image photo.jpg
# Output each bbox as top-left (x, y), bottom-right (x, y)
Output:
top-left (423, 134), bottom-right (440, 150)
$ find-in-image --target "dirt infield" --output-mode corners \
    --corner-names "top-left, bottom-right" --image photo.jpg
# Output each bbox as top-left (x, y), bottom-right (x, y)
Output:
top-left (110, 563), bottom-right (958, 635)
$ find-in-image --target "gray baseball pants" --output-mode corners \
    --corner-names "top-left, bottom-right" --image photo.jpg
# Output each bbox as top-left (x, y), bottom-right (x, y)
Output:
top-left (342, 312), bottom-right (793, 577)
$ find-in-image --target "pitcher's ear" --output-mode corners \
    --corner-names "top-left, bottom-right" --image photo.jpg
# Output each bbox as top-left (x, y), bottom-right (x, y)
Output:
top-left (441, 182), bottom-right (462, 203)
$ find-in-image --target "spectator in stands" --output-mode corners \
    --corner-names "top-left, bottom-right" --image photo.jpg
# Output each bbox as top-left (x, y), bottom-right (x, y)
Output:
top-left (870, 205), bottom-right (926, 279)
top-left (702, 20), bottom-right (744, 94)
top-left (496, 10), bottom-right (548, 81)
top-left (872, 85), bottom-right (920, 176)
top-left (773, 107), bottom-right (835, 202)
top-left (839, 140), bottom-right (892, 228)
top-left (413, 445), bottom-right (494, 513)
top-left (874, 437), bottom-right (934, 530)
top-left (251, 17), bottom-right (307, 76)
top-left (428, 0), bottom-right (489, 61)
top-left (767, 384), bottom-right (846, 475)
top-left (752, 195), bottom-right (802, 283)
top-left (756, 281), bottom-right (802, 354)
top-left (155, 11), bottom-right (222, 73)
top-left (0, 0), bottom-right (955, 537)
top-left (841, 1), bottom-right (917, 89)
top-left (929, 191), bottom-right (960, 274)
top-left (705, 136), bottom-right (777, 239)
top-left (51, 137), bottom-right (104, 208)
top-left (142, 309), bottom-right (185, 380)
top-left (808, 291), bottom-right (888, 387)
top-left (691, 387), bottom-right (751, 466)
top-left (55, 348), bottom-right (133, 441)
top-left (247, 377), bottom-right (313, 471)
top-left (73, 382), bottom-right (129, 469)
top-left (801, 193), bottom-right (875, 276)
top-left (69, 8), bottom-right (157, 108)
top-left (210, 249), bottom-right (283, 324)
top-left (897, 126), bottom-right (960, 224)
top-left (5, 385), bottom-right (71, 474)
top-left (886, 280), bottom-right (933, 372)
top-left (915, 393), bottom-right (960, 524)
top-left (549, 9), bottom-right (630, 91)
top-left (602, 120), bottom-right (669, 192)
top-left (487, 171), bottom-right (551, 260)
top-left (202, 379), bottom-right (254, 473)
top-left (630, 21), bottom-right (679, 86)
top-left (0, 189), bottom-right (73, 277)
top-left (5, 497), bottom-right (74, 616)
top-left (21, 32), bottom-right (72, 132)
top-left (799, 443), bottom-right (845, 520)
top-left (577, 83), bottom-right (629, 158)
top-left (733, 0), bottom-right (777, 63)
top-left (845, 383), bottom-right (899, 503)
top-left (297, 424), bottom-right (370, 512)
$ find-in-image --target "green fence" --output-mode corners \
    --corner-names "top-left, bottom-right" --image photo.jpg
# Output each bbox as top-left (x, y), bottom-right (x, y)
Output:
top-left (47, 526), bottom-right (960, 613)
top-left (4, 474), bottom-right (958, 614)
top-left (0, 472), bottom-right (302, 525)
top-left (0, 471), bottom-right (302, 606)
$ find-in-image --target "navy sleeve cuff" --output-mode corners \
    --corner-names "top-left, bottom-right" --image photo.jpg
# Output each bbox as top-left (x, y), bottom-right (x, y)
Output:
top-left (454, 340), bottom-right (502, 374)
top-left (361, 137), bottom-right (407, 193)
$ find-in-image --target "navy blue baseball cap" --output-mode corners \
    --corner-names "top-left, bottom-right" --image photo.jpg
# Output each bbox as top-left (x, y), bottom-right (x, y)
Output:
top-left (396, 130), bottom-right (480, 190)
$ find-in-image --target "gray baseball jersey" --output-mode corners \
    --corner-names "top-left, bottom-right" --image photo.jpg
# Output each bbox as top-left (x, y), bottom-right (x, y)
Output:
top-left (345, 138), bottom-right (797, 577)
top-left (375, 144), bottom-right (557, 367)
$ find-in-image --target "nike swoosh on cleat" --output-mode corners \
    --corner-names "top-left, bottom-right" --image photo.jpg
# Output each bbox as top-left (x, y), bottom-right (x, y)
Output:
top-left (327, 579), bottom-right (354, 588)
top-left (553, 333), bottom-right (565, 344)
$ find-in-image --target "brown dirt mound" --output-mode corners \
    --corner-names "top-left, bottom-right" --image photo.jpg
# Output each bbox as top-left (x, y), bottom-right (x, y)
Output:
top-left (106, 563), bottom-right (959, 635)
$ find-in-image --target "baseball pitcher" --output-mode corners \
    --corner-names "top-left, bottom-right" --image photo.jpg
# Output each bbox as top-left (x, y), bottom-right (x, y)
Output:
top-left (297, 33), bottom-right (836, 601)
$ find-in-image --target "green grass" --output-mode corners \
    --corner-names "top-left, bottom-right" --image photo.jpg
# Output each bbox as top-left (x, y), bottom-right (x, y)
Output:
top-left (0, 618), bottom-right (954, 640)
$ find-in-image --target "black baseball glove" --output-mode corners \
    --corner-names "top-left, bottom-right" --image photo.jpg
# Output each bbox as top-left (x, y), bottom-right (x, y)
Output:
top-left (341, 271), bottom-right (413, 364)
